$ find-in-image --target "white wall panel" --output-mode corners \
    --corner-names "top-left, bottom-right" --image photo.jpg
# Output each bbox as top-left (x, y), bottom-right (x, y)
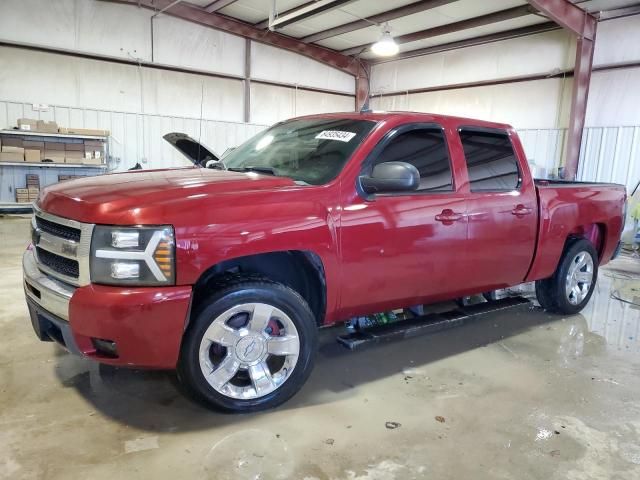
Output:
top-left (0, 46), bottom-right (244, 122)
top-left (250, 83), bottom-right (354, 125)
top-left (371, 30), bottom-right (575, 94)
top-left (250, 42), bottom-right (355, 95)
top-left (0, 0), bottom-right (153, 61)
top-left (593, 15), bottom-right (640, 67)
top-left (371, 78), bottom-right (573, 129)
top-left (586, 67), bottom-right (640, 127)
top-left (152, 15), bottom-right (245, 77)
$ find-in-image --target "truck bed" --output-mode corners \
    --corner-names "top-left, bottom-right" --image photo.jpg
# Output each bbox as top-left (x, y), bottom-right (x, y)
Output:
top-left (525, 179), bottom-right (626, 283)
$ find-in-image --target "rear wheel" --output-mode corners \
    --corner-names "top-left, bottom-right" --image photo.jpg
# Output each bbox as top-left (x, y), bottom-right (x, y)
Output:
top-left (535, 238), bottom-right (598, 314)
top-left (178, 275), bottom-right (317, 412)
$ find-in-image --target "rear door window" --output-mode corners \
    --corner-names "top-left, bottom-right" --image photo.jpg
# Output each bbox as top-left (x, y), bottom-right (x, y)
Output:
top-left (459, 129), bottom-right (520, 191)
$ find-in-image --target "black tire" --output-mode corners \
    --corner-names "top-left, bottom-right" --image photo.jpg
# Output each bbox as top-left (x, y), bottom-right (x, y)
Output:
top-left (535, 238), bottom-right (598, 315)
top-left (177, 274), bottom-right (317, 413)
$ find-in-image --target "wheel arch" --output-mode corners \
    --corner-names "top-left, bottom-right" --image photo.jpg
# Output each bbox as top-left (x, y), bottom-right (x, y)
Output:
top-left (191, 250), bottom-right (327, 326)
top-left (565, 222), bottom-right (606, 260)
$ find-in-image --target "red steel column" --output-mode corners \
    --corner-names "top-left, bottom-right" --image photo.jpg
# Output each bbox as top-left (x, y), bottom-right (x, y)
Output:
top-left (526, 0), bottom-right (597, 179)
top-left (565, 33), bottom-right (596, 179)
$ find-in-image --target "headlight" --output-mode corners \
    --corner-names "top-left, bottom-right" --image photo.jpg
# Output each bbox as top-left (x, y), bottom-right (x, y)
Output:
top-left (90, 226), bottom-right (175, 286)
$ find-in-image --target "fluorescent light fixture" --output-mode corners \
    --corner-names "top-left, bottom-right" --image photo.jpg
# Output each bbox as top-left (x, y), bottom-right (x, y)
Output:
top-left (371, 24), bottom-right (399, 57)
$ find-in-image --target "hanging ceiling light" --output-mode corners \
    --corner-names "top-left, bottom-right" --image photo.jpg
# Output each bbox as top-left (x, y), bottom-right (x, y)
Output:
top-left (371, 23), bottom-right (399, 57)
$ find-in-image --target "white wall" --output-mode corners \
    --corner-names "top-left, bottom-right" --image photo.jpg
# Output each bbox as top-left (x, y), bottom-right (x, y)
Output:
top-left (370, 30), bottom-right (576, 129)
top-left (0, 0), bottom-right (355, 137)
top-left (586, 15), bottom-right (640, 127)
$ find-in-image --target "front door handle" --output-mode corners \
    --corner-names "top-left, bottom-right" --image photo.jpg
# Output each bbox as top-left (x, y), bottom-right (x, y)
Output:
top-left (435, 209), bottom-right (464, 225)
top-left (511, 204), bottom-right (533, 217)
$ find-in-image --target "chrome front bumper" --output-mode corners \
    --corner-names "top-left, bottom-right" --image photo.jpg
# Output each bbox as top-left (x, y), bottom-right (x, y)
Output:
top-left (23, 247), bottom-right (75, 321)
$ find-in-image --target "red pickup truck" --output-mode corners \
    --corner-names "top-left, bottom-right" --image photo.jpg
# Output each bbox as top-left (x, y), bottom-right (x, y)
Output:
top-left (23, 112), bottom-right (626, 412)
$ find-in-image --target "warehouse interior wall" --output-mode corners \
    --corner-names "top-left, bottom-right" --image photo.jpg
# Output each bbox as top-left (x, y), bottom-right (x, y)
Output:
top-left (0, 0), bottom-right (355, 170)
top-left (369, 30), bottom-right (576, 130)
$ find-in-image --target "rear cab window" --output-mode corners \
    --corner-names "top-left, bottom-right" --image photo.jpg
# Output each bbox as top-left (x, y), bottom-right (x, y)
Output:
top-left (458, 128), bottom-right (521, 191)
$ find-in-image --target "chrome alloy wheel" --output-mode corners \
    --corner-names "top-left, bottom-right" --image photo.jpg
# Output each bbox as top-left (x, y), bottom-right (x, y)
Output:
top-left (198, 303), bottom-right (300, 400)
top-left (565, 251), bottom-right (594, 305)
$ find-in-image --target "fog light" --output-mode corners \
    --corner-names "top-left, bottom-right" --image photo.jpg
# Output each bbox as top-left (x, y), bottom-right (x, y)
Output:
top-left (111, 231), bottom-right (139, 248)
top-left (110, 262), bottom-right (140, 279)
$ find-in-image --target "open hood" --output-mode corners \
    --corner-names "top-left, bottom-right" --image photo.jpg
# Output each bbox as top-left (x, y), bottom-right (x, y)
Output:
top-left (163, 132), bottom-right (219, 167)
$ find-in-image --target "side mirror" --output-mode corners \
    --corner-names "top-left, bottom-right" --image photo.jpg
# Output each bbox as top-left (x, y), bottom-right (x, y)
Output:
top-left (360, 161), bottom-right (420, 194)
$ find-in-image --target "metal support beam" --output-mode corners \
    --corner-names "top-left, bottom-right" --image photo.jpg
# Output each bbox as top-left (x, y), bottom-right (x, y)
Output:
top-left (527, 0), bottom-right (596, 40)
top-left (370, 22), bottom-right (560, 64)
top-left (267, 0), bottom-right (355, 30)
top-left (565, 34), bottom-right (595, 180)
top-left (599, 4), bottom-right (640, 21)
top-left (341, 5), bottom-right (534, 56)
top-left (244, 38), bottom-right (251, 123)
top-left (301, 0), bottom-right (457, 44)
top-left (527, 0), bottom-right (598, 180)
top-left (103, 0), bottom-right (361, 76)
top-left (203, 0), bottom-right (238, 13)
top-left (355, 63), bottom-right (369, 111)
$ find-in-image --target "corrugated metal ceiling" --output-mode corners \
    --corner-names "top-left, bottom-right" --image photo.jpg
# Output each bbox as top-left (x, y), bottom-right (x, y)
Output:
top-left (181, 0), bottom-right (640, 59)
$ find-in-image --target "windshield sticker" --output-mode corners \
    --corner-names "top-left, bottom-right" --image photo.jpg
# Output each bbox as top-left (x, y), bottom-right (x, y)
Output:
top-left (315, 130), bottom-right (357, 142)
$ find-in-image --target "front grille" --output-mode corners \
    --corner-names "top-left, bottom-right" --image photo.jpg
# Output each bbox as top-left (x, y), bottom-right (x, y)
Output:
top-left (35, 216), bottom-right (81, 242)
top-left (36, 247), bottom-right (79, 278)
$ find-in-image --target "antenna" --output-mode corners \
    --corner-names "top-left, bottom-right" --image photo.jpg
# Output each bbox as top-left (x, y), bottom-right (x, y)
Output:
top-left (197, 82), bottom-right (204, 165)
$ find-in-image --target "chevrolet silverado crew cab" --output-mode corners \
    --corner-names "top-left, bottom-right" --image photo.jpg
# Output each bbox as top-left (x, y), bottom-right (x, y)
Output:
top-left (23, 112), bottom-right (626, 412)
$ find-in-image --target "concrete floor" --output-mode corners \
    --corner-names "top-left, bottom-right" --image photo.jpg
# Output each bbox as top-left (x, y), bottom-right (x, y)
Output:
top-left (1, 215), bottom-right (640, 480)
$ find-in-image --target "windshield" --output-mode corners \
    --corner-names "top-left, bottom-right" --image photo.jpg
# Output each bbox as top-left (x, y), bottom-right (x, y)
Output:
top-left (222, 118), bottom-right (376, 185)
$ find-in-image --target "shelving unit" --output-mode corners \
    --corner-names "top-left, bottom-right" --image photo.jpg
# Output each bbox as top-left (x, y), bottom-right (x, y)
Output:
top-left (0, 129), bottom-right (110, 213)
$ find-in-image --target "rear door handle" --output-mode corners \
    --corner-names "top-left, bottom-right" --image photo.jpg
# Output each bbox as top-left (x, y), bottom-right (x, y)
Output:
top-left (511, 204), bottom-right (533, 217)
top-left (435, 209), bottom-right (464, 225)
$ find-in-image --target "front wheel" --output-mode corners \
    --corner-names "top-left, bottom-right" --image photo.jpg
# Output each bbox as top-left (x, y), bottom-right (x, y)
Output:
top-left (178, 275), bottom-right (317, 412)
top-left (535, 238), bottom-right (598, 314)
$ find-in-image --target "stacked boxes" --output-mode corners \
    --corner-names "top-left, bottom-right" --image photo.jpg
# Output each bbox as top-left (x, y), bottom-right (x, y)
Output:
top-left (43, 142), bottom-right (66, 163)
top-left (0, 137), bottom-right (25, 162)
top-left (0, 137), bottom-right (106, 165)
top-left (16, 175), bottom-right (40, 202)
top-left (27, 174), bottom-right (40, 201)
top-left (58, 174), bottom-right (84, 182)
top-left (65, 142), bottom-right (85, 164)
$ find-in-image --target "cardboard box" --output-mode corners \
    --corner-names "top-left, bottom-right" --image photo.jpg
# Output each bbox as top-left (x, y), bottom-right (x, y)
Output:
top-left (62, 127), bottom-right (109, 136)
top-left (65, 156), bottom-right (83, 164)
top-left (24, 149), bottom-right (42, 163)
top-left (26, 174), bottom-right (40, 187)
top-left (82, 156), bottom-right (104, 165)
top-left (64, 150), bottom-right (85, 159)
top-left (1, 137), bottom-right (23, 147)
top-left (43, 152), bottom-right (66, 163)
top-left (15, 188), bottom-right (29, 195)
top-left (36, 120), bottom-right (58, 133)
top-left (0, 152), bottom-right (24, 162)
top-left (2, 146), bottom-right (25, 154)
top-left (23, 140), bottom-right (45, 149)
top-left (44, 142), bottom-right (65, 151)
top-left (18, 118), bottom-right (38, 131)
top-left (65, 143), bottom-right (85, 151)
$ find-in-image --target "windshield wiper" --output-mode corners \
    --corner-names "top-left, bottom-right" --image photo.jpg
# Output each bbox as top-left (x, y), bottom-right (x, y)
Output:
top-left (227, 166), bottom-right (277, 176)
